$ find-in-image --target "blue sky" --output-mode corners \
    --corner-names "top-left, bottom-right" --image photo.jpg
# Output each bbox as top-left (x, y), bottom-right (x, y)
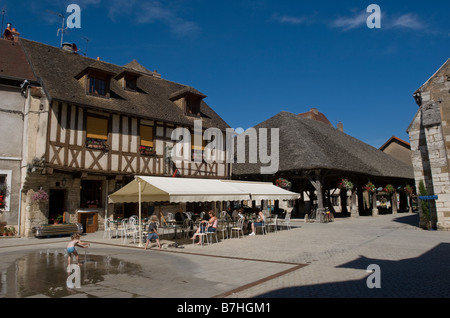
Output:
top-left (2, 0), bottom-right (449, 148)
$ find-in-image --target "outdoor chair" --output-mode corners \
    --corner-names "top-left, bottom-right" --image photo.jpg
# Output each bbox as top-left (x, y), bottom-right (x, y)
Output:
top-left (103, 219), bottom-right (112, 239)
top-left (123, 221), bottom-right (138, 244)
top-left (193, 229), bottom-right (208, 246)
top-left (230, 218), bottom-right (245, 239)
top-left (266, 215), bottom-right (278, 233)
top-left (205, 228), bottom-right (219, 245)
top-left (116, 218), bottom-right (128, 238)
top-left (216, 221), bottom-right (229, 240)
top-left (255, 221), bottom-right (266, 235)
top-left (281, 213), bottom-right (291, 230)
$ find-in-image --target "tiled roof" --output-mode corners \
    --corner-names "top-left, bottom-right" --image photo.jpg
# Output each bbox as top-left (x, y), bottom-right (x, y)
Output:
top-left (19, 38), bottom-right (229, 130)
top-left (0, 39), bottom-right (36, 81)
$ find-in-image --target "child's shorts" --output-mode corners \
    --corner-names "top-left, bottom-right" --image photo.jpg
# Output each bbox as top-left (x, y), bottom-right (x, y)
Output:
top-left (147, 232), bottom-right (159, 240)
top-left (67, 247), bottom-right (75, 254)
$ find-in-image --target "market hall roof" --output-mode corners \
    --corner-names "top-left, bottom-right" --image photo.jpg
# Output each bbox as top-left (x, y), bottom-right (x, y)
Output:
top-left (232, 111), bottom-right (414, 180)
top-left (19, 38), bottom-right (229, 130)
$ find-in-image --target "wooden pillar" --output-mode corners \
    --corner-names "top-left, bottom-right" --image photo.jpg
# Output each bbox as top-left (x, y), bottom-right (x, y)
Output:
top-left (350, 189), bottom-right (359, 217)
top-left (372, 191), bottom-right (379, 216)
top-left (307, 170), bottom-right (324, 221)
top-left (392, 191), bottom-right (398, 214)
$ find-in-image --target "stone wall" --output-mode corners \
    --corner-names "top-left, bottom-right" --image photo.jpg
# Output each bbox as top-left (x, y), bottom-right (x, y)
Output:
top-left (408, 59), bottom-right (450, 230)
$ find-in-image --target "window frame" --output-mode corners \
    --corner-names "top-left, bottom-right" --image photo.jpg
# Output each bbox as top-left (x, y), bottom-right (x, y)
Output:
top-left (139, 124), bottom-right (156, 156)
top-left (85, 114), bottom-right (109, 150)
top-left (0, 170), bottom-right (12, 211)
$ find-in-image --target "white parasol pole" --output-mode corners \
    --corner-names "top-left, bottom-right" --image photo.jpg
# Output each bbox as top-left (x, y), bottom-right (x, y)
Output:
top-left (138, 178), bottom-right (143, 247)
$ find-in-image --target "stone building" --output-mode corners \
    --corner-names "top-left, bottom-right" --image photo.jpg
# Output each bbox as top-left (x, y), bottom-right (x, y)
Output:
top-left (0, 33), bottom-right (231, 237)
top-left (0, 25), bottom-right (37, 234)
top-left (379, 136), bottom-right (412, 167)
top-left (407, 58), bottom-right (450, 230)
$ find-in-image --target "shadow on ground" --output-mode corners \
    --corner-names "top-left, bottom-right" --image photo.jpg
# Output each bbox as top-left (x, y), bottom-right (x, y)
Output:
top-left (254, 242), bottom-right (450, 298)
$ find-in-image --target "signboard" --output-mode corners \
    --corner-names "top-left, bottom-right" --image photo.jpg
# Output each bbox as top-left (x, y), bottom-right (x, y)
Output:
top-left (418, 195), bottom-right (438, 200)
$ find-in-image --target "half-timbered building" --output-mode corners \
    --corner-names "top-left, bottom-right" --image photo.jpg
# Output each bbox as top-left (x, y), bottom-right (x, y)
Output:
top-left (16, 39), bottom-right (231, 236)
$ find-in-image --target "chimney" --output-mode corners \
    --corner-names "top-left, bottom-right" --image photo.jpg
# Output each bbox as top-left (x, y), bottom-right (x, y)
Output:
top-left (337, 121), bottom-right (344, 132)
top-left (61, 42), bottom-right (79, 54)
top-left (3, 23), bottom-right (20, 42)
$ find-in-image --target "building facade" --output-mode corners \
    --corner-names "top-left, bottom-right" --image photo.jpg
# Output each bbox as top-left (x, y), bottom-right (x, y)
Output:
top-left (0, 27), bottom-right (38, 234)
top-left (407, 58), bottom-right (450, 230)
top-left (1, 34), bottom-right (230, 237)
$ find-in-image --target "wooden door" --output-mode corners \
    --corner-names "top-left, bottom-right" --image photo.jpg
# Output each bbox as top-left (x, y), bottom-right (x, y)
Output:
top-left (78, 212), bottom-right (98, 233)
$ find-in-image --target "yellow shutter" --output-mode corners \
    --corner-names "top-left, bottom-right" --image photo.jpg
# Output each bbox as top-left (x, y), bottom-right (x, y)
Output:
top-left (191, 133), bottom-right (205, 150)
top-left (86, 116), bottom-right (108, 140)
top-left (140, 125), bottom-right (154, 148)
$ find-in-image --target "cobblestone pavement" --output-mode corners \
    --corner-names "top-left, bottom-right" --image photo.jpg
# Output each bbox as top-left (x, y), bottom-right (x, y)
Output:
top-left (1, 212), bottom-right (449, 299)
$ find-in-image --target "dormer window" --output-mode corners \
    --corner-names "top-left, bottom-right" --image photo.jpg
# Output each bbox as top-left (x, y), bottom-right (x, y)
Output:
top-left (125, 76), bottom-right (137, 91)
top-left (115, 70), bottom-right (141, 92)
top-left (169, 86), bottom-right (207, 118)
top-left (89, 77), bottom-right (106, 96)
top-left (186, 98), bottom-right (200, 117)
top-left (75, 65), bottom-right (114, 98)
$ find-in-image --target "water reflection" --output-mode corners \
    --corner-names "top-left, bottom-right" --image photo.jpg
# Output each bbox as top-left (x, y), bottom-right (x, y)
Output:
top-left (0, 250), bottom-right (142, 298)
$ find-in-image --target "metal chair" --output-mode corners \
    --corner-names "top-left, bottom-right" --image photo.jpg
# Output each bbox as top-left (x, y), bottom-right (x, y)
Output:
top-left (193, 223), bottom-right (208, 246)
top-left (216, 220), bottom-right (229, 240)
top-left (230, 218), bottom-right (245, 239)
top-left (103, 219), bottom-right (112, 239)
top-left (266, 215), bottom-right (278, 233)
top-left (205, 227), bottom-right (219, 244)
top-left (254, 220), bottom-right (266, 235)
top-left (123, 220), bottom-right (138, 244)
top-left (281, 213), bottom-right (291, 230)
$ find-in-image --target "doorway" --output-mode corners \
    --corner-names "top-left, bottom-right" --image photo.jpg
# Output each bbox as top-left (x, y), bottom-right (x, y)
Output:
top-left (49, 189), bottom-right (66, 224)
top-left (78, 212), bottom-right (98, 233)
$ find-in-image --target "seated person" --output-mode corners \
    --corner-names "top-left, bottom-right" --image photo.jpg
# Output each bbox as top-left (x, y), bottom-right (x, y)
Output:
top-left (249, 208), bottom-right (265, 236)
top-left (175, 207), bottom-right (187, 225)
top-left (190, 210), bottom-right (217, 244)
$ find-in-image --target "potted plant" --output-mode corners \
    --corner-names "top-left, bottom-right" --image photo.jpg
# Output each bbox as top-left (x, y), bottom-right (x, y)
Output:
top-left (54, 214), bottom-right (63, 224)
top-left (338, 178), bottom-right (354, 190)
top-left (7, 226), bottom-right (16, 236)
top-left (275, 178), bottom-right (292, 190)
top-left (2, 227), bottom-right (8, 236)
top-left (364, 182), bottom-right (376, 193)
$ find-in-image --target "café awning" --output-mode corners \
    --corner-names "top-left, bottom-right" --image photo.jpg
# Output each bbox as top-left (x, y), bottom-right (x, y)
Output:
top-left (108, 176), bottom-right (300, 204)
top-left (221, 180), bottom-right (300, 201)
top-left (108, 176), bottom-right (251, 204)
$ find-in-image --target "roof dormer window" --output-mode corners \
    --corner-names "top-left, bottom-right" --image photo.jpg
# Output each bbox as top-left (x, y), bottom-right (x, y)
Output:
top-left (169, 86), bottom-right (207, 118)
top-left (89, 76), bottom-right (106, 96)
top-left (115, 70), bottom-right (141, 92)
top-left (75, 65), bottom-right (114, 98)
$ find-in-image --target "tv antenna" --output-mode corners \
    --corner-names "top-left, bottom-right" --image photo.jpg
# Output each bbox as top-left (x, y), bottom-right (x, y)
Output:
top-left (46, 9), bottom-right (67, 48)
top-left (81, 36), bottom-right (90, 56)
top-left (1, 6), bottom-right (6, 36)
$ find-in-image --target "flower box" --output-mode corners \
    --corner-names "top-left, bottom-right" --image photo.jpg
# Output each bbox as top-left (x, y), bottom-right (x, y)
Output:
top-left (86, 138), bottom-right (107, 150)
top-left (139, 146), bottom-right (156, 156)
